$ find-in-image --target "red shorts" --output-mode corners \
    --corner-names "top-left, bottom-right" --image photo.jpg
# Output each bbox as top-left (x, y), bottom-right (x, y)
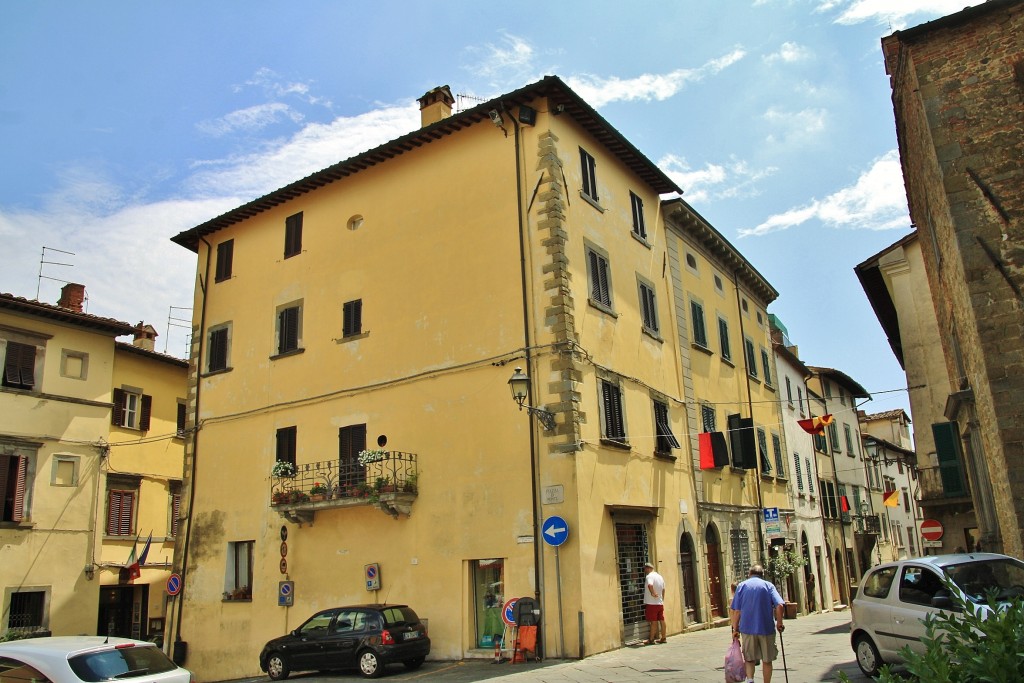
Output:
top-left (644, 604), bottom-right (664, 622)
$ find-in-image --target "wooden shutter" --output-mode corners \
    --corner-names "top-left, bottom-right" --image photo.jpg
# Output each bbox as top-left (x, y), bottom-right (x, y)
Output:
top-left (208, 328), bottom-right (228, 371)
top-left (343, 300), bottom-right (362, 337)
top-left (285, 213), bottom-right (303, 257)
top-left (932, 422), bottom-right (968, 496)
top-left (139, 394), bottom-right (152, 431)
top-left (3, 342), bottom-right (36, 389)
top-left (170, 493), bottom-right (181, 537)
top-left (215, 239), bottom-right (234, 281)
top-left (654, 402), bottom-right (680, 451)
top-left (111, 388), bottom-right (126, 426)
top-left (601, 381), bottom-right (625, 441)
top-left (107, 490), bottom-right (134, 536)
top-left (276, 427), bottom-right (297, 465)
top-left (690, 301), bottom-right (706, 347)
top-left (278, 307), bottom-right (298, 353)
top-left (0, 454), bottom-right (27, 522)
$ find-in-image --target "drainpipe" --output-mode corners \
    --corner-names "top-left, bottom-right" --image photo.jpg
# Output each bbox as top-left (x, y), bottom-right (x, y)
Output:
top-left (505, 105), bottom-right (545, 655)
top-left (732, 271), bottom-right (766, 560)
top-left (170, 236), bottom-right (212, 659)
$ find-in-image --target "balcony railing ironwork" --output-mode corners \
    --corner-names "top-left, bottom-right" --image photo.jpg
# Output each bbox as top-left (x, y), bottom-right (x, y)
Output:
top-left (856, 514), bottom-right (881, 534)
top-left (270, 451), bottom-right (418, 521)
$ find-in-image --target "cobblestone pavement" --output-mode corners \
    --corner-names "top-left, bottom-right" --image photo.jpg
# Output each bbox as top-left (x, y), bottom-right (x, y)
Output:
top-left (230, 608), bottom-right (877, 683)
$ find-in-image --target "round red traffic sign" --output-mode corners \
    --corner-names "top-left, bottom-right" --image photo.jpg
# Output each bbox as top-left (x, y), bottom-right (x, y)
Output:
top-left (920, 519), bottom-right (944, 542)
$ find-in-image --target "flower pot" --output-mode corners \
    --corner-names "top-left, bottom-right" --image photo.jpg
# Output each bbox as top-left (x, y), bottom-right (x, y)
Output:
top-left (784, 602), bottom-right (798, 619)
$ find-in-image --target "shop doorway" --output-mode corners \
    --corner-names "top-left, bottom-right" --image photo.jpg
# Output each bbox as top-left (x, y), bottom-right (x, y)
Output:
top-left (705, 525), bottom-right (724, 618)
top-left (614, 522), bottom-right (649, 643)
top-left (97, 585), bottom-right (147, 639)
top-left (679, 533), bottom-right (700, 625)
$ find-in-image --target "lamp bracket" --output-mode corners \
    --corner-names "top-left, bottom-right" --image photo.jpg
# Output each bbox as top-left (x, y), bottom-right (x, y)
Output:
top-left (525, 405), bottom-right (557, 431)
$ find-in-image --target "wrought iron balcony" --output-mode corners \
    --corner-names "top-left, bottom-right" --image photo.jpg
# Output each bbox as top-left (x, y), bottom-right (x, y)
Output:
top-left (856, 514), bottom-right (881, 534)
top-left (270, 451), bottom-right (418, 523)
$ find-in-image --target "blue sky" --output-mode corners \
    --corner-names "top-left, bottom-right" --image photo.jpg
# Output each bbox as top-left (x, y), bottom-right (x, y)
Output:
top-left (1, 1), bottom-right (979, 424)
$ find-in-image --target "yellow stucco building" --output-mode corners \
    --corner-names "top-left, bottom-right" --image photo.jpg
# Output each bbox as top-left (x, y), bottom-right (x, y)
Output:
top-left (1, 287), bottom-right (187, 642)
top-left (166, 77), bottom-right (797, 681)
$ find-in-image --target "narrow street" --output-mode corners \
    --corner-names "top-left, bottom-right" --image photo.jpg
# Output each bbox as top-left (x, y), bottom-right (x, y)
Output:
top-left (230, 609), bottom-right (876, 683)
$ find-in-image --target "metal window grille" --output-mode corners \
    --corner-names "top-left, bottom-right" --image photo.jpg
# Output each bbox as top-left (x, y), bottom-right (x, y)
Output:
top-left (615, 523), bottom-right (649, 629)
top-left (730, 529), bottom-right (751, 578)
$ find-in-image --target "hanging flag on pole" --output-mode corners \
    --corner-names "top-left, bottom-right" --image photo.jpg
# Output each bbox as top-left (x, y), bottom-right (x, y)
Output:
top-left (840, 495), bottom-right (850, 513)
top-left (883, 490), bottom-right (900, 507)
top-left (797, 414), bottom-right (834, 435)
top-left (138, 532), bottom-right (153, 565)
top-left (126, 532), bottom-right (142, 581)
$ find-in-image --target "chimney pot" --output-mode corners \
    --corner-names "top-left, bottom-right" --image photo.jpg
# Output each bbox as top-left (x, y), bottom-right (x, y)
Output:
top-left (58, 283), bottom-right (86, 313)
top-left (133, 323), bottom-right (158, 352)
top-left (417, 85), bottom-right (454, 128)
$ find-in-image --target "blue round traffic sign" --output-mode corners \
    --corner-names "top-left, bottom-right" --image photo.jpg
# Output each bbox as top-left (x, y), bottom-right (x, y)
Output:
top-left (166, 573), bottom-right (182, 596)
top-left (542, 516), bottom-right (569, 547)
top-left (502, 598), bottom-right (518, 626)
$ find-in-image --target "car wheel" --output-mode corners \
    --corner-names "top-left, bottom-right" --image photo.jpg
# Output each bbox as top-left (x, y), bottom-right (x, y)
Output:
top-left (403, 657), bottom-right (425, 670)
top-left (358, 650), bottom-right (383, 679)
top-left (266, 653), bottom-right (290, 681)
top-left (854, 634), bottom-right (882, 677)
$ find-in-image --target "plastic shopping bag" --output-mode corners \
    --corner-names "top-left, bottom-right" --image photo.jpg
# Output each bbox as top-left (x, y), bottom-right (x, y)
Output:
top-left (724, 638), bottom-right (746, 682)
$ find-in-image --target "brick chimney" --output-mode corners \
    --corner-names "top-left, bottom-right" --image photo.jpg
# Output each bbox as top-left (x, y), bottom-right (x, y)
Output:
top-left (57, 283), bottom-right (86, 312)
top-left (133, 323), bottom-right (158, 352)
top-left (417, 85), bottom-right (454, 127)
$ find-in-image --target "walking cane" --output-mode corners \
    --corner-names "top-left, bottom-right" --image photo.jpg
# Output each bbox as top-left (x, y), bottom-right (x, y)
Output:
top-left (778, 626), bottom-right (790, 683)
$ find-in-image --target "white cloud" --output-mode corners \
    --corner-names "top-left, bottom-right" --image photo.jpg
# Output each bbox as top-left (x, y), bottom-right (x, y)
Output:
top-left (763, 106), bottom-right (828, 144)
top-left (659, 154), bottom-right (777, 204)
top-left (465, 32), bottom-right (537, 81)
top-left (197, 103), bottom-right (305, 137)
top-left (565, 50), bottom-right (746, 108)
top-left (187, 103), bottom-right (420, 199)
top-left (2, 99), bottom-right (424, 355)
top-left (739, 150), bottom-right (910, 236)
top-left (240, 67), bottom-right (333, 108)
top-left (822, 0), bottom-right (985, 28)
top-left (764, 41), bottom-right (812, 63)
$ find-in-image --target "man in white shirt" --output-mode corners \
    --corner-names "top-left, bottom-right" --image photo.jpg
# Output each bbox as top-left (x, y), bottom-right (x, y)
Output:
top-left (643, 561), bottom-right (667, 644)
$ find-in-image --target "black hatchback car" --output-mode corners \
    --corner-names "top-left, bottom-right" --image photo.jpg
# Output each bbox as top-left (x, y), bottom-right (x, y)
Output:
top-left (259, 604), bottom-right (429, 679)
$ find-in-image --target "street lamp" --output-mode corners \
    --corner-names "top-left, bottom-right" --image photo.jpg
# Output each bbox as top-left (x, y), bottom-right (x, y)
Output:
top-left (508, 367), bottom-right (556, 430)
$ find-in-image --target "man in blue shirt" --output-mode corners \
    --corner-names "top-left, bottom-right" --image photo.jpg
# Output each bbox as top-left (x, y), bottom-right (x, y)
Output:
top-left (730, 564), bottom-right (785, 683)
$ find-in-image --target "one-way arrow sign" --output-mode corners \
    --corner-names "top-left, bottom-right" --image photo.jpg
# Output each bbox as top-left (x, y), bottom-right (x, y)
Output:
top-left (542, 515), bottom-right (569, 547)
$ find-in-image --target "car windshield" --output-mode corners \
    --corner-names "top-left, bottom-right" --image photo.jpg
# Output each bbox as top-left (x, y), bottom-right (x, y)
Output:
top-left (945, 557), bottom-right (1024, 604)
top-left (68, 645), bottom-right (178, 681)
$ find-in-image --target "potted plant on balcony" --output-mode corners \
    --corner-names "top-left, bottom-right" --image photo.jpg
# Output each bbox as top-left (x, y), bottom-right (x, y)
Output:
top-left (272, 461), bottom-right (296, 478)
top-left (309, 482), bottom-right (329, 502)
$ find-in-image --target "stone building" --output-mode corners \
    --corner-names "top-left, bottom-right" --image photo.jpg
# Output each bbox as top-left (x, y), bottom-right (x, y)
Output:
top-left (881, 0), bottom-right (1024, 556)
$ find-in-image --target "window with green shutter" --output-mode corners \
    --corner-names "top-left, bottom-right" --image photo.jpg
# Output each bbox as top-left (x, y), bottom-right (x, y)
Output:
top-left (932, 422), bottom-right (969, 497)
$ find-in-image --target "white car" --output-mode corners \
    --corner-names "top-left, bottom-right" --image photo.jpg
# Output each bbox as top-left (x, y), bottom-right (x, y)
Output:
top-left (0, 636), bottom-right (194, 683)
top-left (850, 552), bottom-right (1024, 676)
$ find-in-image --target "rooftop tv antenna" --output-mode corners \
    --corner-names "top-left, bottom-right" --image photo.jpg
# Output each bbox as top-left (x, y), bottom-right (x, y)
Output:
top-left (36, 246), bottom-right (75, 301)
top-left (456, 93), bottom-right (486, 114)
top-left (165, 305), bottom-right (193, 355)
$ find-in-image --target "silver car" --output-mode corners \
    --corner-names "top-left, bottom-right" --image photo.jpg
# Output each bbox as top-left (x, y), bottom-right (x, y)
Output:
top-left (0, 636), bottom-right (194, 683)
top-left (850, 552), bottom-right (1024, 676)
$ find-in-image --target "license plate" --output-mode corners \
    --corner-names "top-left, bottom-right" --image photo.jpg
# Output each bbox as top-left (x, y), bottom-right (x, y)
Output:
top-left (403, 631), bottom-right (420, 641)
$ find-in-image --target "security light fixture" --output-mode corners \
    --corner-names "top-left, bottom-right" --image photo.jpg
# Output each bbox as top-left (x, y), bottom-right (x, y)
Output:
top-left (488, 109), bottom-right (504, 127)
top-left (518, 105), bottom-right (537, 125)
top-left (508, 367), bottom-right (556, 430)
